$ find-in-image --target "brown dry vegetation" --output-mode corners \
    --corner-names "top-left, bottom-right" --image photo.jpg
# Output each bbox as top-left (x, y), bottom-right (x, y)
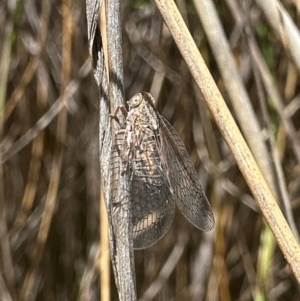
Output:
top-left (1, 0), bottom-right (300, 300)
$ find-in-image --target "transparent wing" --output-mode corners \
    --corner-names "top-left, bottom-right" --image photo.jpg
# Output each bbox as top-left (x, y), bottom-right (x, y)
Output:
top-left (133, 200), bottom-right (175, 250)
top-left (111, 129), bottom-right (174, 249)
top-left (159, 116), bottom-right (215, 231)
top-left (130, 127), bottom-right (171, 214)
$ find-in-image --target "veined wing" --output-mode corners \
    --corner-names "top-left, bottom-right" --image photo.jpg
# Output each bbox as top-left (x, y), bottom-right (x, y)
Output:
top-left (111, 127), bottom-right (174, 249)
top-left (158, 116), bottom-right (215, 231)
top-left (132, 201), bottom-right (175, 250)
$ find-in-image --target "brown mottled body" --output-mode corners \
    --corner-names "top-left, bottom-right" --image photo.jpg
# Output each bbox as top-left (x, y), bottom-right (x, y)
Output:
top-left (110, 92), bottom-right (214, 249)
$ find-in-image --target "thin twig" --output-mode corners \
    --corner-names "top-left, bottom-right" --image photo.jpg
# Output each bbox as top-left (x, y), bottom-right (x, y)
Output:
top-left (105, 0), bottom-right (137, 298)
top-left (154, 0), bottom-right (300, 284)
top-left (247, 32), bottom-right (300, 163)
top-left (0, 79), bottom-right (80, 163)
top-left (86, 0), bottom-right (137, 300)
top-left (0, 12), bottom-right (16, 299)
top-left (249, 31), bottom-right (300, 241)
top-left (193, 0), bottom-right (276, 196)
top-left (139, 235), bottom-right (187, 301)
top-left (254, 0), bottom-right (300, 73)
top-left (4, 0), bottom-right (51, 122)
top-left (18, 1), bottom-right (72, 299)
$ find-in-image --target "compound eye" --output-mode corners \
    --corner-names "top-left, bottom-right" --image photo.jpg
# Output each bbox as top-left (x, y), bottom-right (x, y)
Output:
top-left (128, 93), bottom-right (142, 108)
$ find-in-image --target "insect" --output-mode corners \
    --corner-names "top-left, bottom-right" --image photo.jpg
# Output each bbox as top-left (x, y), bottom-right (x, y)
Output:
top-left (110, 92), bottom-right (215, 249)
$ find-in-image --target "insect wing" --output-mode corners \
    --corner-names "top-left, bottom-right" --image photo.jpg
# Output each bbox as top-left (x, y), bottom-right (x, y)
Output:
top-left (132, 180), bottom-right (175, 249)
top-left (111, 128), bottom-right (175, 249)
top-left (132, 131), bottom-right (175, 249)
top-left (158, 116), bottom-right (215, 231)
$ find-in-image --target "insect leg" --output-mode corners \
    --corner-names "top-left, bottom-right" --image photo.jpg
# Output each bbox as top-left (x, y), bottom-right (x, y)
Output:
top-left (110, 105), bottom-right (128, 125)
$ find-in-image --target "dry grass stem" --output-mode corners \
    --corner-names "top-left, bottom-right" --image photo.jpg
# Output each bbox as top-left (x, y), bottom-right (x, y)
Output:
top-left (1, 0), bottom-right (299, 300)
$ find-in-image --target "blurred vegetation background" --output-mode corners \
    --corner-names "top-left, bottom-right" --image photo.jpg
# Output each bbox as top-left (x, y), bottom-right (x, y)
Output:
top-left (1, 0), bottom-right (300, 300)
